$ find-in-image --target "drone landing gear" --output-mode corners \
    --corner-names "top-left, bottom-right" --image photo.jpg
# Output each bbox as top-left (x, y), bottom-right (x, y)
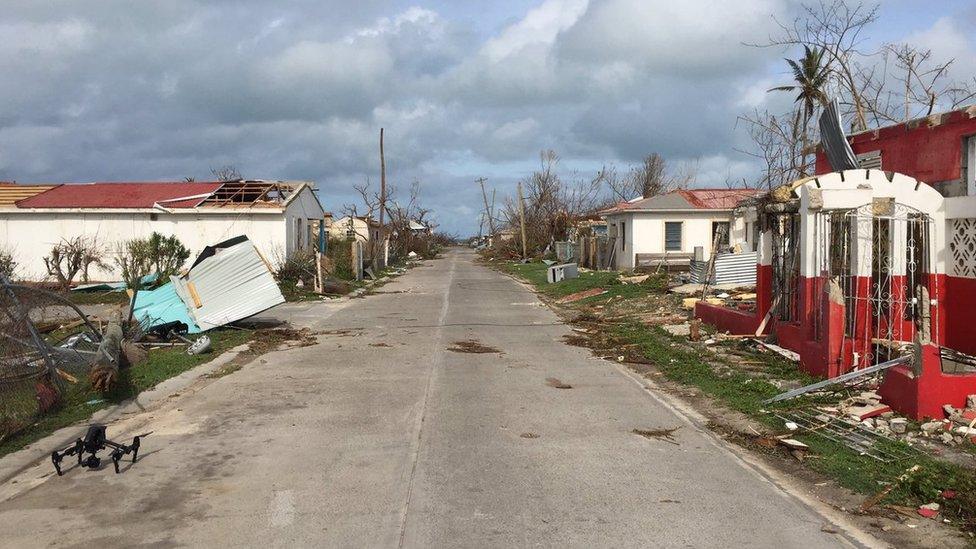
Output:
top-left (51, 424), bottom-right (149, 476)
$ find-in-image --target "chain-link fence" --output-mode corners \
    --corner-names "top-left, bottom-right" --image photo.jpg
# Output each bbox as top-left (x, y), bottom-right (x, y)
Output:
top-left (0, 275), bottom-right (102, 439)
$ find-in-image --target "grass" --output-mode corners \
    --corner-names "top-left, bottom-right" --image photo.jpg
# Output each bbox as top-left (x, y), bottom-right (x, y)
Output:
top-left (65, 290), bottom-right (131, 305)
top-left (501, 261), bottom-right (667, 302)
top-left (0, 328), bottom-right (254, 458)
top-left (499, 259), bottom-right (976, 536)
top-left (279, 282), bottom-right (327, 302)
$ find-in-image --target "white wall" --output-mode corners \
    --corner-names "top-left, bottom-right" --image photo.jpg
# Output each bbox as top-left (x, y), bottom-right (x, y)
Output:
top-left (0, 210), bottom-right (289, 281)
top-left (284, 186), bottom-right (326, 255)
top-left (606, 210), bottom-right (738, 270)
top-left (328, 217), bottom-right (372, 243)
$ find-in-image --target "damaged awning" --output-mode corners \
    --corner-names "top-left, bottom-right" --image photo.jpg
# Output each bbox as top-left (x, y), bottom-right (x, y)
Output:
top-left (135, 235), bottom-right (284, 333)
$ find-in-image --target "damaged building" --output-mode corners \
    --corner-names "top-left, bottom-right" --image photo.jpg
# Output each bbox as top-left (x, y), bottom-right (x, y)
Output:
top-left (0, 180), bottom-right (326, 280)
top-left (696, 105), bottom-right (976, 420)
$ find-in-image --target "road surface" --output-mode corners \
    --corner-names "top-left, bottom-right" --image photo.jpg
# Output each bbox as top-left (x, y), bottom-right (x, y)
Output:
top-left (0, 249), bottom-right (871, 548)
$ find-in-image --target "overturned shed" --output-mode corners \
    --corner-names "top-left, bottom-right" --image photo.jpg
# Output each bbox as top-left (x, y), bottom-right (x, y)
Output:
top-left (137, 236), bottom-right (285, 334)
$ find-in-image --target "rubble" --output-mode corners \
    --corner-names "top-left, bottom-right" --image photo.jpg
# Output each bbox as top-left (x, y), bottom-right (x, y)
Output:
top-left (918, 503), bottom-right (941, 519)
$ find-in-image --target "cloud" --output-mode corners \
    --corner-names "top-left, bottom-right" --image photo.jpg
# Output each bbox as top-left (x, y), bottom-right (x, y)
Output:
top-left (0, 0), bottom-right (847, 234)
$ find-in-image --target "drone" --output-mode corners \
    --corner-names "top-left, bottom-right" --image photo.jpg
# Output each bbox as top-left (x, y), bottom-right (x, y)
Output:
top-left (51, 424), bottom-right (150, 476)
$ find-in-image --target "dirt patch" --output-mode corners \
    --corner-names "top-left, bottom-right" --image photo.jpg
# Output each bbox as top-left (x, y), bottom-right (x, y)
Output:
top-left (319, 328), bottom-right (364, 337)
top-left (545, 377), bottom-right (573, 389)
top-left (633, 427), bottom-right (680, 445)
top-left (448, 340), bottom-right (502, 354)
top-left (208, 328), bottom-right (318, 378)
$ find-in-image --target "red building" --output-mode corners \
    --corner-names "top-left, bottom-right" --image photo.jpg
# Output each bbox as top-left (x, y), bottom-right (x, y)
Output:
top-left (814, 106), bottom-right (976, 197)
top-left (696, 106), bottom-right (976, 419)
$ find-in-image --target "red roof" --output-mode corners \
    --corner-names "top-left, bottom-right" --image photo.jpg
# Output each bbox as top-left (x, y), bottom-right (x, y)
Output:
top-left (675, 189), bottom-right (761, 209)
top-left (601, 188), bottom-right (762, 214)
top-left (15, 182), bottom-right (223, 209)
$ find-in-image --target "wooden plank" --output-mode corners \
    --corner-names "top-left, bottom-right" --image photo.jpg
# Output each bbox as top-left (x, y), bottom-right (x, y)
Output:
top-left (187, 282), bottom-right (203, 308)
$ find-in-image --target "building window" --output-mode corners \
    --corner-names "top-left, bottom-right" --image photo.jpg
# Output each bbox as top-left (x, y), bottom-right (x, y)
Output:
top-left (712, 221), bottom-right (730, 248)
top-left (664, 222), bottom-right (682, 251)
top-left (620, 221), bottom-right (626, 250)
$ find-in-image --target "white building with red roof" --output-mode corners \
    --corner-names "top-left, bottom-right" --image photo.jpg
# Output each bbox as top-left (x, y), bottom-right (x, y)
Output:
top-left (600, 188), bottom-right (762, 270)
top-left (0, 180), bottom-right (325, 281)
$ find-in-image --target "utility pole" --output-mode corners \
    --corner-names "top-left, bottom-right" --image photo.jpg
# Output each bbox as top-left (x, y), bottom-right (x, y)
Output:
top-left (517, 181), bottom-right (528, 260)
top-left (489, 188), bottom-right (496, 232)
top-left (378, 128), bottom-right (387, 268)
top-left (477, 177), bottom-right (495, 237)
top-left (379, 128), bottom-right (386, 227)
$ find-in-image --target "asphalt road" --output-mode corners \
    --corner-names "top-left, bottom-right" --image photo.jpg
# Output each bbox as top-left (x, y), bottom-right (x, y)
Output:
top-left (0, 249), bottom-right (872, 548)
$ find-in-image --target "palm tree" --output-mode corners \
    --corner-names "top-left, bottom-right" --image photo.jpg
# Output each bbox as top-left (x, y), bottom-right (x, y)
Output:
top-left (768, 45), bottom-right (830, 175)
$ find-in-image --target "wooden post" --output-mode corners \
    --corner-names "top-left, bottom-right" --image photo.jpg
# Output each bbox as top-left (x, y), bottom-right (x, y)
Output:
top-left (517, 181), bottom-right (528, 259)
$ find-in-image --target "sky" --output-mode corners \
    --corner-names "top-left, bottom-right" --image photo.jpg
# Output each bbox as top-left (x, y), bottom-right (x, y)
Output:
top-left (1, 0), bottom-right (975, 235)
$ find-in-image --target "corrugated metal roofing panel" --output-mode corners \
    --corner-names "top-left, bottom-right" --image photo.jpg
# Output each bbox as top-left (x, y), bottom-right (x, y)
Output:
top-left (172, 237), bottom-right (284, 331)
top-left (690, 252), bottom-right (758, 285)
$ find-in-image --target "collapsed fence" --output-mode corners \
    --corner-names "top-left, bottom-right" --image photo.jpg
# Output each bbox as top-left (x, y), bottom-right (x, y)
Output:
top-left (0, 274), bottom-right (102, 440)
top-left (575, 236), bottom-right (617, 270)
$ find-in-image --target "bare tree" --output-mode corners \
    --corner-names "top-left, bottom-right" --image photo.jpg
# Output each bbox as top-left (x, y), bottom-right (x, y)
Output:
top-left (44, 237), bottom-right (103, 290)
top-left (500, 150), bottom-right (606, 257)
top-left (752, 0), bottom-right (880, 131)
top-left (736, 109), bottom-right (808, 190)
top-left (80, 238), bottom-right (108, 283)
top-left (343, 176), bottom-right (380, 220)
top-left (601, 153), bottom-right (696, 202)
top-left (755, 1), bottom-right (975, 130)
top-left (210, 165), bottom-right (242, 182)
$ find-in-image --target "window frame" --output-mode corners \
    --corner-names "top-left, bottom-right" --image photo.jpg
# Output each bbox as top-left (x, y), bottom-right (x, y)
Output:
top-left (664, 221), bottom-right (683, 252)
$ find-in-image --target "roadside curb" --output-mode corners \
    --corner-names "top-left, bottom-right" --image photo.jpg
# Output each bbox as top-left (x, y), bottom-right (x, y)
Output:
top-left (0, 343), bottom-right (251, 488)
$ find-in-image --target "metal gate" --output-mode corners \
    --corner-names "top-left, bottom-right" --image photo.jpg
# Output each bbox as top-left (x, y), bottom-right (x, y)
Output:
top-left (815, 202), bottom-right (938, 366)
top-left (770, 213), bottom-right (800, 321)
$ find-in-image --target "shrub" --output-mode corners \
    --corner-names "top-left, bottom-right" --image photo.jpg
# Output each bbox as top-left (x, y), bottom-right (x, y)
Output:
top-left (144, 232), bottom-right (190, 279)
top-left (0, 248), bottom-right (15, 279)
top-left (114, 233), bottom-right (190, 291)
top-left (275, 249), bottom-right (317, 285)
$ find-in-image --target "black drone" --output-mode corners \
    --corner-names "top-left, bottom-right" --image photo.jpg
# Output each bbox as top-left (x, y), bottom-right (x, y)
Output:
top-left (51, 424), bottom-right (150, 475)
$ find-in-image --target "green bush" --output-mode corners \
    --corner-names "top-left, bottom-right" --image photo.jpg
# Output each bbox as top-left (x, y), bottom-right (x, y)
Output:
top-left (0, 248), bottom-right (15, 279)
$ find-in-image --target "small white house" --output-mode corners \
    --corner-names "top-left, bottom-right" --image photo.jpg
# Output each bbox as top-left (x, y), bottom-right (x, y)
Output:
top-left (0, 180), bottom-right (326, 281)
top-left (327, 216), bottom-right (382, 243)
top-left (600, 189), bottom-right (761, 270)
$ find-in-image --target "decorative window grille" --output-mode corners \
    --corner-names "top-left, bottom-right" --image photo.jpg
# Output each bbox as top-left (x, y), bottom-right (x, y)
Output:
top-left (950, 218), bottom-right (976, 278)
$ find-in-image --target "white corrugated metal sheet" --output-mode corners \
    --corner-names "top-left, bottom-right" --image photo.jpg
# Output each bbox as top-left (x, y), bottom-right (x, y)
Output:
top-left (690, 251), bottom-right (757, 286)
top-left (172, 237), bottom-right (285, 331)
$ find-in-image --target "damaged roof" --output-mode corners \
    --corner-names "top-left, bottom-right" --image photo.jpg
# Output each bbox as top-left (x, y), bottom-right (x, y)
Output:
top-left (603, 188), bottom-right (762, 214)
top-left (0, 183), bottom-right (59, 207)
top-left (16, 182), bottom-right (222, 209)
top-left (11, 180), bottom-right (313, 210)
